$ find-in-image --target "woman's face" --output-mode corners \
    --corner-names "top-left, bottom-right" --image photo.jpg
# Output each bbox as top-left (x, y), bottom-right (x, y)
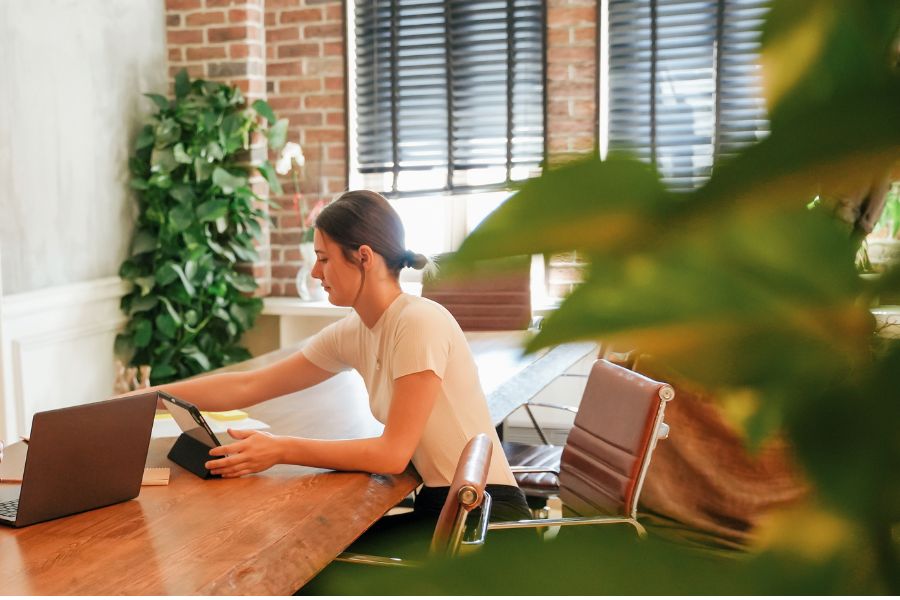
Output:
top-left (311, 229), bottom-right (363, 306)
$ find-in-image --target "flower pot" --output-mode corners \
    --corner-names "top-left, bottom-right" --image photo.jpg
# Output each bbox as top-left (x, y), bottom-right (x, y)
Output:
top-left (297, 241), bottom-right (326, 301)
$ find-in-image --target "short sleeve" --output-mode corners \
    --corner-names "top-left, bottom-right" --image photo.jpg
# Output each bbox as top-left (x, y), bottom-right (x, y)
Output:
top-left (301, 316), bottom-right (356, 373)
top-left (390, 303), bottom-right (452, 380)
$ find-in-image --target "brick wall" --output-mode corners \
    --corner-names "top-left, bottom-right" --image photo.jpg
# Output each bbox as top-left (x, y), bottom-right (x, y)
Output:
top-left (264, 0), bottom-right (347, 296)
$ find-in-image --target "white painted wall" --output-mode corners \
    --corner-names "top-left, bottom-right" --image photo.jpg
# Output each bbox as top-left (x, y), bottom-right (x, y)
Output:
top-left (0, 0), bottom-right (168, 439)
top-left (0, 0), bottom-right (167, 294)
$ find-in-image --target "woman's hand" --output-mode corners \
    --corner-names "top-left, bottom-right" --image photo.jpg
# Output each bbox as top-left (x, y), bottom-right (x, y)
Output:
top-left (205, 429), bottom-right (284, 478)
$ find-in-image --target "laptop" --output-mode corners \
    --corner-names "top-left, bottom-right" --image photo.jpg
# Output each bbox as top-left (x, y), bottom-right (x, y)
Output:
top-left (0, 393), bottom-right (158, 528)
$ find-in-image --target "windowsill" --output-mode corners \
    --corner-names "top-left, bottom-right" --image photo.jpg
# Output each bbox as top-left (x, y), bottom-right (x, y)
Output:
top-left (262, 281), bottom-right (563, 318)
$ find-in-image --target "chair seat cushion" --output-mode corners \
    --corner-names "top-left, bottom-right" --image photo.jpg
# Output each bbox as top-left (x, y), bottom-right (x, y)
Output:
top-left (502, 441), bottom-right (563, 497)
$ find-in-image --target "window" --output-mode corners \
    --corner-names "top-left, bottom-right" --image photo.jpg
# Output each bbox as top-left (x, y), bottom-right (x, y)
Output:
top-left (601, 0), bottom-right (770, 191)
top-left (350, 0), bottom-right (546, 196)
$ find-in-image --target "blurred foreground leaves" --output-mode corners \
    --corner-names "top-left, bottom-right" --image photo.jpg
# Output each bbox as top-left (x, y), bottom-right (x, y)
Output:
top-left (394, 0), bottom-right (900, 594)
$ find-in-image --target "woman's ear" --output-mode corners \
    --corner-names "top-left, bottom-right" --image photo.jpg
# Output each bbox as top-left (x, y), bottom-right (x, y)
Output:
top-left (357, 244), bottom-right (375, 269)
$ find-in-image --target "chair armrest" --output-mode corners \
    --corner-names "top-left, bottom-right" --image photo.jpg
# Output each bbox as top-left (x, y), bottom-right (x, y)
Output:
top-left (459, 491), bottom-right (492, 553)
top-left (509, 466), bottom-right (560, 476)
top-left (334, 552), bottom-right (422, 568)
top-left (523, 401), bottom-right (578, 414)
top-left (487, 515), bottom-right (646, 537)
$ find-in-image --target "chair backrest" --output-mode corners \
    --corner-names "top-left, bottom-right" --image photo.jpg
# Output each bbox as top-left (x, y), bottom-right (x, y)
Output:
top-left (559, 359), bottom-right (674, 520)
top-left (421, 255), bottom-right (531, 331)
top-left (429, 433), bottom-right (493, 557)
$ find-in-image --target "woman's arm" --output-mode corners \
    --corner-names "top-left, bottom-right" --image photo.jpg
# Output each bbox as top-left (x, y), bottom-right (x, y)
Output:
top-left (126, 351), bottom-right (335, 412)
top-left (205, 369), bottom-right (441, 477)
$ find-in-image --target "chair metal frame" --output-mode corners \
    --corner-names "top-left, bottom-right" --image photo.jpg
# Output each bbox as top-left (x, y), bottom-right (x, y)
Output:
top-left (496, 364), bottom-right (674, 537)
top-left (335, 436), bottom-right (494, 568)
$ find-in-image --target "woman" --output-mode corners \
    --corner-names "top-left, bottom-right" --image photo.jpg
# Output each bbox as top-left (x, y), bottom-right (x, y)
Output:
top-left (142, 189), bottom-right (531, 536)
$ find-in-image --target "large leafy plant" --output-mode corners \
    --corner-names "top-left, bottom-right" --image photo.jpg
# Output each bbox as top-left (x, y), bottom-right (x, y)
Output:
top-left (116, 70), bottom-right (288, 384)
top-left (336, 0), bottom-right (900, 595)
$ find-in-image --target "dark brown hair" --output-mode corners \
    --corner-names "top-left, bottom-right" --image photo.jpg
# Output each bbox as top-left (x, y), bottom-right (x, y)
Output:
top-left (314, 190), bottom-right (428, 275)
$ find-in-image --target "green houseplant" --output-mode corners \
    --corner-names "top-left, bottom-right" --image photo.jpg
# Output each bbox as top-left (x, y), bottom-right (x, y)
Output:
top-left (116, 70), bottom-right (288, 384)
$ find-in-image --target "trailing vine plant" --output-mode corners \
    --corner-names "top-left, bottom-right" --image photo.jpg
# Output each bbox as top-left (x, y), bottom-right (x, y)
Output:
top-left (116, 69), bottom-right (288, 384)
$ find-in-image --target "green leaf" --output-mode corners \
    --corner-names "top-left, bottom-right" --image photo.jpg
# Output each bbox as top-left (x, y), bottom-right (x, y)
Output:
top-left (133, 278), bottom-right (157, 298)
top-left (196, 198), bottom-right (229, 223)
top-left (134, 126), bottom-right (155, 150)
top-left (266, 118), bottom-right (289, 150)
top-left (228, 272), bottom-right (259, 293)
top-left (212, 167), bottom-right (247, 194)
top-left (144, 93), bottom-right (169, 111)
top-left (194, 158), bottom-right (214, 182)
top-left (205, 141), bottom-right (225, 162)
top-left (114, 333), bottom-right (133, 358)
top-left (169, 263), bottom-right (196, 297)
top-left (150, 147), bottom-right (178, 174)
top-left (252, 99), bottom-right (277, 124)
top-left (169, 184), bottom-right (196, 204)
top-left (129, 177), bottom-right (150, 191)
top-left (150, 363), bottom-right (177, 380)
top-left (155, 313), bottom-right (178, 339)
top-left (174, 69), bottom-right (190, 99)
top-left (173, 143), bottom-right (192, 164)
top-left (132, 319), bottom-right (153, 348)
top-left (168, 204), bottom-right (194, 233)
top-left (182, 346), bottom-right (211, 371)
top-left (155, 262), bottom-right (179, 286)
top-left (129, 294), bottom-right (158, 315)
top-left (229, 303), bottom-right (252, 330)
top-left (131, 229), bottom-right (157, 255)
top-left (257, 161), bottom-right (283, 195)
top-left (154, 118), bottom-right (181, 146)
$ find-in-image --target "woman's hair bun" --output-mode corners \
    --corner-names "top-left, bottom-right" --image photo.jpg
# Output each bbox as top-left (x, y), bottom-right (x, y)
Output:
top-left (402, 250), bottom-right (429, 270)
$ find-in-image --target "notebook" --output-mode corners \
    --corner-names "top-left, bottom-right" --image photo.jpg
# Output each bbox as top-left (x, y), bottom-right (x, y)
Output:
top-left (0, 393), bottom-right (158, 528)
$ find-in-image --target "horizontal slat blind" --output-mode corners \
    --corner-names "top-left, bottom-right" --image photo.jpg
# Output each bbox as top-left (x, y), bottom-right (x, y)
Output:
top-left (607, 0), bottom-right (770, 191)
top-left (354, 0), bottom-right (545, 195)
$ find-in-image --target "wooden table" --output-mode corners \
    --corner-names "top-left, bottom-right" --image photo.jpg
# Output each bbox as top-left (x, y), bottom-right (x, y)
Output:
top-left (0, 331), bottom-right (595, 595)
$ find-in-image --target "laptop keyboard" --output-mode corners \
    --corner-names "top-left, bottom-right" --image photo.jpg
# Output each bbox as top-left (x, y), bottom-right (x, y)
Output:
top-left (0, 499), bottom-right (18, 519)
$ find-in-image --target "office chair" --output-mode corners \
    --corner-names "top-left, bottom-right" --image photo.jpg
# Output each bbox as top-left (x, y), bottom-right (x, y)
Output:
top-left (494, 359), bottom-right (674, 536)
top-left (421, 254), bottom-right (533, 331)
top-left (334, 433), bottom-right (494, 568)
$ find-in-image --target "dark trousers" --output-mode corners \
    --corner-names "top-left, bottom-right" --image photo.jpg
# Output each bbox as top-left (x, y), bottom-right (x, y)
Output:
top-left (299, 485), bottom-right (532, 594)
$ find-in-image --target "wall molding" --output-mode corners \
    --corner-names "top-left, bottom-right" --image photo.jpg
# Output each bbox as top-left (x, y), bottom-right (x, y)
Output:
top-left (1, 276), bottom-right (129, 439)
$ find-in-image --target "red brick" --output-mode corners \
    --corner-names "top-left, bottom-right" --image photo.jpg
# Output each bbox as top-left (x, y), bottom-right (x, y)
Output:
top-left (547, 28), bottom-right (570, 46)
top-left (283, 248), bottom-right (301, 262)
top-left (208, 25), bottom-right (257, 43)
top-left (304, 94), bottom-right (343, 109)
top-left (303, 23), bottom-right (342, 39)
top-left (325, 4), bottom-right (343, 22)
top-left (323, 41), bottom-right (343, 56)
top-left (549, 46), bottom-right (595, 63)
top-left (186, 45), bottom-right (227, 60)
top-left (278, 43), bottom-right (320, 58)
top-left (281, 8), bottom-right (323, 23)
top-left (267, 26), bottom-right (300, 42)
top-left (325, 112), bottom-right (345, 126)
top-left (168, 48), bottom-right (184, 62)
top-left (303, 140), bottom-right (345, 158)
top-left (167, 29), bottom-right (204, 44)
top-left (170, 64), bottom-right (205, 78)
top-left (280, 77), bottom-right (322, 93)
top-left (265, 10), bottom-right (277, 26)
top-left (549, 79), bottom-right (594, 99)
top-left (267, 96), bottom-right (302, 111)
top-left (573, 25), bottom-right (597, 43)
top-left (268, 61), bottom-right (302, 76)
top-left (548, 6), bottom-right (595, 27)
top-left (272, 231), bottom-right (304, 245)
top-left (267, 0), bottom-right (302, 8)
top-left (327, 143), bottom-right (347, 160)
top-left (229, 42), bottom-right (263, 59)
top-left (229, 8), bottom-right (262, 23)
top-left (166, 0), bottom-right (202, 9)
top-left (186, 11), bottom-right (226, 26)
top-left (286, 112), bottom-right (324, 126)
top-left (167, 14), bottom-right (182, 27)
top-left (324, 76), bottom-right (343, 90)
top-left (303, 57), bottom-right (342, 76)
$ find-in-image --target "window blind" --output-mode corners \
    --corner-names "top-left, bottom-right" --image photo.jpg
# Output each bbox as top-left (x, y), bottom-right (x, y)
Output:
top-left (354, 0), bottom-right (546, 196)
top-left (606, 0), bottom-right (770, 191)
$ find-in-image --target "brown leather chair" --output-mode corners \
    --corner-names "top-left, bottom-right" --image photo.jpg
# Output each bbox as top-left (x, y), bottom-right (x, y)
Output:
top-left (421, 254), bottom-right (533, 331)
top-left (494, 359), bottom-right (674, 536)
top-left (335, 434), bottom-right (494, 567)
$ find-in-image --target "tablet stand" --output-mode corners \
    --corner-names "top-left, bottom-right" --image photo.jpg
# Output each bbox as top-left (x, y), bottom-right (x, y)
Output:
top-left (168, 433), bottom-right (220, 479)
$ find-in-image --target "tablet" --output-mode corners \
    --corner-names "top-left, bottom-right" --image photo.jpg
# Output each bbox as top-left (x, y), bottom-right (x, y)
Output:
top-left (158, 392), bottom-right (222, 448)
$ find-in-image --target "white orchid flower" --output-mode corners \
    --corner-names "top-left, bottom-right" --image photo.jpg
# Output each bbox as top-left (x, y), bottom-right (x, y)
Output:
top-left (275, 142), bottom-right (305, 175)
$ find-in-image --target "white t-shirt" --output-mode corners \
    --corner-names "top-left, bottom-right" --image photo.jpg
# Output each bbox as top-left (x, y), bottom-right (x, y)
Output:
top-left (302, 293), bottom-right (518, 488)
